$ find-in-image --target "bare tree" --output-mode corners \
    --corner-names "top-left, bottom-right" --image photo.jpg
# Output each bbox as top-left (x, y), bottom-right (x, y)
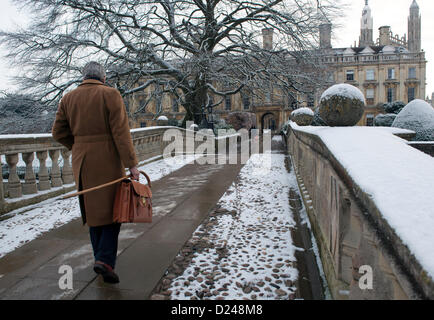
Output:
top-left (0, 0), bottom-right (341, 124)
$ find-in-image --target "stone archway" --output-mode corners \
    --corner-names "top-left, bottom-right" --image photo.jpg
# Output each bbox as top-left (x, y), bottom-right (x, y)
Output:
top-left (261, 112), bottom-right (279, 134)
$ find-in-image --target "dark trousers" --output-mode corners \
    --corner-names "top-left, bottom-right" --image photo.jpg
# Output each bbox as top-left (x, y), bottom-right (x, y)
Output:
top-left (89, 223), bottom-right (121, 269)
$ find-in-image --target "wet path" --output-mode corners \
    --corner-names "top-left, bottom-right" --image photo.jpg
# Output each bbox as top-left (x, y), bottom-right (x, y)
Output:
top-left (0, 158), bottom-right (243, 299)
top-left (0, 136), bottom-right (325, 300)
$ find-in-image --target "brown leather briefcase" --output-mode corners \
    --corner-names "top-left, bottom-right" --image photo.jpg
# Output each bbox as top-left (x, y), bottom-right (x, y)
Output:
top-left (113, 171), bottom-right (153, 223)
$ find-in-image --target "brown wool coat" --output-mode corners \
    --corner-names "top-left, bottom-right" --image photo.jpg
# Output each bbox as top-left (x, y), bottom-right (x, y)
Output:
top-left (52, 79), bottom-right (138, 227)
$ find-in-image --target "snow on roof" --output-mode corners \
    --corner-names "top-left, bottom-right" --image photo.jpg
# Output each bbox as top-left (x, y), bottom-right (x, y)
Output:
top-left (291, 107), bottom-right (314, 117)
top-left (343, 48), bottom-right (355, 56)
top-left (320, 83), bottom-right (366, 104)
top-left (381, 45), bottom-right (396, 53)
top-left (290, 122), bottom-right (434, 279)
top-left (360, 46), bottom-right (375, 55)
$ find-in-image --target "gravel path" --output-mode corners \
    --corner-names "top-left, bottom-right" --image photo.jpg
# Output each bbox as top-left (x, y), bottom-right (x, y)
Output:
top-left (151, 153), bottom-right (301, 300)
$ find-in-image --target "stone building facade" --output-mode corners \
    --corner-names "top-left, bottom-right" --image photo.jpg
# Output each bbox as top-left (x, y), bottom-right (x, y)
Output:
top-left (127, 0), bottom-right (427, 130)
top-left (318, 0), bottom-right (426, 126)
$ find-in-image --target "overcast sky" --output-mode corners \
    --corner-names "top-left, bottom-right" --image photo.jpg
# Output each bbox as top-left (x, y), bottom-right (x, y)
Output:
top-left (0, 0), bottom-right (433, 97)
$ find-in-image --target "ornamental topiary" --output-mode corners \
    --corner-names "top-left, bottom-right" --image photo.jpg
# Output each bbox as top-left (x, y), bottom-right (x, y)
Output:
top-left (392, 99), bottom-right (434, 141)
top-left (374, 113), bottom-right (397, 127)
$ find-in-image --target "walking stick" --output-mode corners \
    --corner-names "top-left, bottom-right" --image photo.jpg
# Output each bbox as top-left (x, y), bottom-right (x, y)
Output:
top-left (61, 171), bottom-right (151, 200)
top-left (62, 176), bottom-right (130, 200)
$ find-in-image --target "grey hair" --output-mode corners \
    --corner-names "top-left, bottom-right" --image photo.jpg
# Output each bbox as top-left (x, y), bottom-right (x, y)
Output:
top-left (82, 61), bottom-right (106, 81)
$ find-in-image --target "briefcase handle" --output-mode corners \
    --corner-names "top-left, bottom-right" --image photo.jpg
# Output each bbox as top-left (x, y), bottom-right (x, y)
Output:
top-left (139, 170), bottom-right (152, 189)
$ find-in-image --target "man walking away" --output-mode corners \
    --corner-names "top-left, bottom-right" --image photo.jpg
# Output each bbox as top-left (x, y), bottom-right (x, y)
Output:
top-left (52, 61), bottom-right (140, 283)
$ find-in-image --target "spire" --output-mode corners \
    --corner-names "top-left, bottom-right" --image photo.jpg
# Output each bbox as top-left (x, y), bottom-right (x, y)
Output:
top-left (408, 0), bottom-right (421, 52)
top-left (359, 0), bottom-right (374, 46)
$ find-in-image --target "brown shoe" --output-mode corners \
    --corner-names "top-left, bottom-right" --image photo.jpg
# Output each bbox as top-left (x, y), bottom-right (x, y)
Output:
top-left (94, 261), bottom-right (120, 284)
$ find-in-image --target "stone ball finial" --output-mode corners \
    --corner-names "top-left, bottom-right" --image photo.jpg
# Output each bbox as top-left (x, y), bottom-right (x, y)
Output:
top-left (156, 115), bottom-right (169, 126)
top-left (318, 84), bottom-right (366, 127)
top-left (291, 107), bottom-right (314, 126)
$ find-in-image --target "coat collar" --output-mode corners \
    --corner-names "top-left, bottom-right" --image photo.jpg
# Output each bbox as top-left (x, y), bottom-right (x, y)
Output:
top-left (79, 79), bottom-right (105, 86)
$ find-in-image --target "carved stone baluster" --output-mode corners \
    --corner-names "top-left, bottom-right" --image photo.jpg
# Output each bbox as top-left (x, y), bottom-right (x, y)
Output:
top-left (22, 152), bottom-right (38, 195)
top-left (61, 149), bottom-right (74, 184)
top-left (36, 151), bottom-right (51, 191)
top-left (6, 153), bottom-right (22, 198)
top-left (49, 150), bottom-right (63, 188)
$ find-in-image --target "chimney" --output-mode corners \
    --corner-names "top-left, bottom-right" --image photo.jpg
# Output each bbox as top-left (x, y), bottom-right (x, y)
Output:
top-left (378, 26), bottom-right (391, 46)
top-left (319, 23), bottom-right (332, 49)
top-left (262, 28), bottom-right (274, 50)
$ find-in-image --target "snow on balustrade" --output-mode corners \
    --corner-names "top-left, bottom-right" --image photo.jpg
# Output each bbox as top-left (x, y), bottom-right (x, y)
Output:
top-left (289, 121), bottom-right (434, 279)
top-left (0, 126), bottom-right (179, 213)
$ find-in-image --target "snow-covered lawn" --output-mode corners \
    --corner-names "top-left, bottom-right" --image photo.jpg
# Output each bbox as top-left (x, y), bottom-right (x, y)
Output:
top-left (169, 153), bottom-right (299, 300)
top-left (0, 155), bottom-right (199, 258)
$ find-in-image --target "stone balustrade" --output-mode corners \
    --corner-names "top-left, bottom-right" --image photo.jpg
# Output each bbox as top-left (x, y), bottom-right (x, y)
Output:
top-left (0, 127), bottom-right (178, 215)
top-left (0, 126), bottom-right (239, 216)
top-left (0, 133), bottom-right (76, 215)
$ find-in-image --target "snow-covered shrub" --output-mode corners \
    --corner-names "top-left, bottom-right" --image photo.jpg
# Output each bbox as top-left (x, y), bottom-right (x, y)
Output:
top-left (290, 107), bottom-right (314, 126)
top-left (319, 84), bottom-right (366, 126)
top-left (384, 101), bottom-right (405, 114)
top-left (374, 113), bottom-right (397, 127)
top-left (392, 99), bottom-right (434, 141)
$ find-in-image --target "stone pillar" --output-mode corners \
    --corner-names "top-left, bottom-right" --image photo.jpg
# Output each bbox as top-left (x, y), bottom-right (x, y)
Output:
top-left (36, 151), bottom-right (51, 191)
top-left (61, 149), bottom-right (74, 184)
top-left (6, 153), bottom-right (22, 198)
top-left (49, 150), bottom-right (63, 188)
top-left (22, 152), bottom-right (38, 195)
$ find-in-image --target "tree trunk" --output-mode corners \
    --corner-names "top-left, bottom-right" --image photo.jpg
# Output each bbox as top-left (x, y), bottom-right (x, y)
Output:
top-left (181, 81), bottom-right (208, 127)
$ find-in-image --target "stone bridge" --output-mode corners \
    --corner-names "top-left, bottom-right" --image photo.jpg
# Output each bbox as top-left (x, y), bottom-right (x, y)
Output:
top-left (0, 125), bottom-right (433, 300)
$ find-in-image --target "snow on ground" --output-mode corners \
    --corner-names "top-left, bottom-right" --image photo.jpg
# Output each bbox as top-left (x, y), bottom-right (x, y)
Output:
top-left (291, 122), bottom-right (434, 280)
top-left (0, 154), bottom-right (199, 258)
top-left (272, 135), bottom-right (282, 142)
top-left (169, 153), bottom-right (299, 300)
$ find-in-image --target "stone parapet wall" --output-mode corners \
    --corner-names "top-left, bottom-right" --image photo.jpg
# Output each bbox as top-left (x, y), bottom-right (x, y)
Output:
top-left (407, 142), bottom-right (434, 157)
top-left (285, 127), bottom-right (434, 300)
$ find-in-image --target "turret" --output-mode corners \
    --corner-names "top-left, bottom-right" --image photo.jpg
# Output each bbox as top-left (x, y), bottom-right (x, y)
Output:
top-left (359, 0), bottom-right (374, 47)
top-left (408, 0), bottom-right (421, 52)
